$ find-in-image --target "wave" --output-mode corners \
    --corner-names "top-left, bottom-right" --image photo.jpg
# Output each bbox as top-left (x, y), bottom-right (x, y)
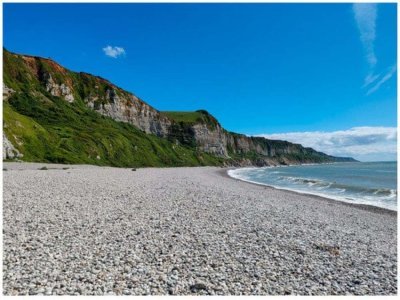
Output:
top-left (227, 165), bottom-right (397, 211)
top-left (279, 176), bottom-right (324, 185)
top-left (276, 176), bottom-right (397, 197)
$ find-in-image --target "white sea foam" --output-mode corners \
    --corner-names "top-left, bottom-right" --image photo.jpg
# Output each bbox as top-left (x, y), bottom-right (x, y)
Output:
top-left (228, 162), bottom-right (397, 211)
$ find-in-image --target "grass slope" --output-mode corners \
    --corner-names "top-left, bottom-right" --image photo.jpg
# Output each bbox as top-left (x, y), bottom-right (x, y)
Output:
top-left (4, 95), bottom-right (223, 167)
top-left (161, 110), bottom-right (218, 130)
top-left (3, 50), bottom-right (224, 167)
top-left (3, 49), bottom-right (354, 166)
top-left (161, 111), bottom-right (204, 123)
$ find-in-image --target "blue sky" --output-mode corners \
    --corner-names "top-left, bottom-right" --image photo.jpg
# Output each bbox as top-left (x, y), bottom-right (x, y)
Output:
top-left (3, 3), bottom-right (397, 160)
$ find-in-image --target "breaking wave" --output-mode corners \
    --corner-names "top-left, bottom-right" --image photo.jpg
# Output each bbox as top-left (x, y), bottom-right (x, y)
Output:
top-left (228, 162), bottom-right (397, 210)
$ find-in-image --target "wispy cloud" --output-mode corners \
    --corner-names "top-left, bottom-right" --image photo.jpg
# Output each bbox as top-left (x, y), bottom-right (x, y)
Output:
top-left (353, 3), bottom-right (377, 68)
top-left (366, 64), bottom-right (397, 95)
top-left (352, 4), bottom-right (396, 95)
top-left (255, 127), bottom-right (397, 161)
top-left (363, 72), bottom-right (380, 88)
top-left (103, 45), bottom-right (126, 58)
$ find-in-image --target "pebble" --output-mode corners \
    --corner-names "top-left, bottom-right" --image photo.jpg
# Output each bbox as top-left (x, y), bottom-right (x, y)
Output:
top-left (2, 163), bottom-right (397, 295)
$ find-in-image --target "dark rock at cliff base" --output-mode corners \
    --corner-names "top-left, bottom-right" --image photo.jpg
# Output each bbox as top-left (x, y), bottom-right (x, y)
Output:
top-left (190, 283), bottom-right (208, 292)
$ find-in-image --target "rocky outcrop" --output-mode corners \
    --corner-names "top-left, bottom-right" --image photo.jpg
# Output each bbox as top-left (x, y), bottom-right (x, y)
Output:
top-left (3, 133), bottom-right (22, 160)
top-left (173, 116), bottom-right (356, 165)
top-left (45, 74), bottom-right (75, 102)
top-left (3, 84), bottom-right (15, 101)
top-left (191, 123), bottom-right (229, 157)
top-left (86, 88), bottom-right (171, 137)
top-left (2, 84), bottom-right (22, 160)
top-left (3, 49), bottom-right (357, 165)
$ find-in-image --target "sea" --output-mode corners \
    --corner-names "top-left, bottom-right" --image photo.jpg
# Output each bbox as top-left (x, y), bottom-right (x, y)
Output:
top-left (228, 161), bottom-right (397, 211)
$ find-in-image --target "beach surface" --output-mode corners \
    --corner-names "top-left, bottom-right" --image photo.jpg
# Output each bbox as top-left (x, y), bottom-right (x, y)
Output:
top-left (3, 163), bottom-right (397, 295)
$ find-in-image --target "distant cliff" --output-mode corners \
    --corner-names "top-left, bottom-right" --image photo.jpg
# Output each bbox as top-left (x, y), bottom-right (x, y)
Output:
top-left (3, 49), bottom-right (356, 166)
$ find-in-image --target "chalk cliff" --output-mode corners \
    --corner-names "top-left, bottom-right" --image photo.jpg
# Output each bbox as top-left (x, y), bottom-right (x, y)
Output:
top-left (3, 49), bottom-right (356, 166)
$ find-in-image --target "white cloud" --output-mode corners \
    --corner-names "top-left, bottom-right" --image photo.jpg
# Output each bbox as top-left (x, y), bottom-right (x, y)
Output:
top-left (103, 45), bottom-right (126, 58)
top-left (255, 127), bottom-right (397, 161)
top-left (363, 72), bottom-right (380, 88)
top-left (366, 64), bottom-right (397, 95)
top-left (352, 4), bottom-right (396, 96)
top-left (353, 3), bottom-right (377, 68)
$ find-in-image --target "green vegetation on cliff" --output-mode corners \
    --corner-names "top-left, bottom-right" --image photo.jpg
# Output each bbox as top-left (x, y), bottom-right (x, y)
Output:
top-left (4, 97), bottom-right (223, 167)
top-left (3, 50), bottom-right (223, 167)
top-left (162, 110), bottom-right (218, 130)
top-left (3, 48), bottom-right (356, 166)
top-left (4, 96), bottom-right (223, 167)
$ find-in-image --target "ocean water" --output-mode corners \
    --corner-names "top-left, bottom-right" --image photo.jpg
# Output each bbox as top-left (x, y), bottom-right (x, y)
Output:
top-left (228, 162), bottom-right (397, 211)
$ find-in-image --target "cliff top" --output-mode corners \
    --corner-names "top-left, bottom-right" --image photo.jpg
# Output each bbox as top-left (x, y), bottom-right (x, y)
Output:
top-left (161, 110), bottom-right (219, 129)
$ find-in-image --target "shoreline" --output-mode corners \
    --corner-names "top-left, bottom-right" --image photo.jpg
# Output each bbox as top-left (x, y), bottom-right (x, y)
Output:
top-left (3, 161), bottom-right (396, 215)
top-left (222, 168), bottom-right (397, 216)
top-left (2, 161), bottom-right (396, 215)
top-left (3, 163), bottom-right (397, 295)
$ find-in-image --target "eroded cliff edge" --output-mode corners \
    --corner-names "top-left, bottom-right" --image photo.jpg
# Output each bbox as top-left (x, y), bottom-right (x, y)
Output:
top-left (3, 49), bottom-right (356, 166)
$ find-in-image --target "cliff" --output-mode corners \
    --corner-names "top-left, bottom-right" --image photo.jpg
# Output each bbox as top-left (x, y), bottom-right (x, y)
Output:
top-left (3, 49), bottom-right (356, 166)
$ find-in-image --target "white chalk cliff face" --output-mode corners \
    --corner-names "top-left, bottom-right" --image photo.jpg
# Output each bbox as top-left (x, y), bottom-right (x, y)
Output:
top-left (3, 133), bottom-right (22, 160)
top-left (3, 50), bottom-right (356, 166)
top-left (3, 83), bottom-right (15, 100)
top-left (3, 85), bottom-right (22, 159)
top-left (45, 74), bottom-right (75, 103)
top-left (86, 88), bottom-right (171, 137)
top-left (191, 123), bottom-right (229, 157)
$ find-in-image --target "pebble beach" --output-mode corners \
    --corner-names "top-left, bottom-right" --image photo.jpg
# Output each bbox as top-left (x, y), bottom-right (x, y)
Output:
top-left (2, 163), bottom-right (397, 295)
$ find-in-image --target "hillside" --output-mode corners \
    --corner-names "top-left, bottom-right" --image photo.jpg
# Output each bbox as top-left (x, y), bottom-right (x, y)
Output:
top-left (2, 49), bottom-right (356, 167)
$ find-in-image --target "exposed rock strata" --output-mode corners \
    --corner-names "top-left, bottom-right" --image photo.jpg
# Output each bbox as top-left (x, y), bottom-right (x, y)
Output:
top-left (3, 83), bottom-right (15, 100)
top-left (3, 133), bottom-right (22, 160)
top-left (3, 49), bottom-right (356, 165)
top-left (45, 74), bottom-right (74, 102)
top-left (86, 88), bottom-right (171, 137)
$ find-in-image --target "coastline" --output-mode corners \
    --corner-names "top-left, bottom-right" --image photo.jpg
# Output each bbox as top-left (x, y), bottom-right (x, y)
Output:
top-left (3, 163), bottom-right (397, 295)
top-left (221, 168), bottom-right (397, 216)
